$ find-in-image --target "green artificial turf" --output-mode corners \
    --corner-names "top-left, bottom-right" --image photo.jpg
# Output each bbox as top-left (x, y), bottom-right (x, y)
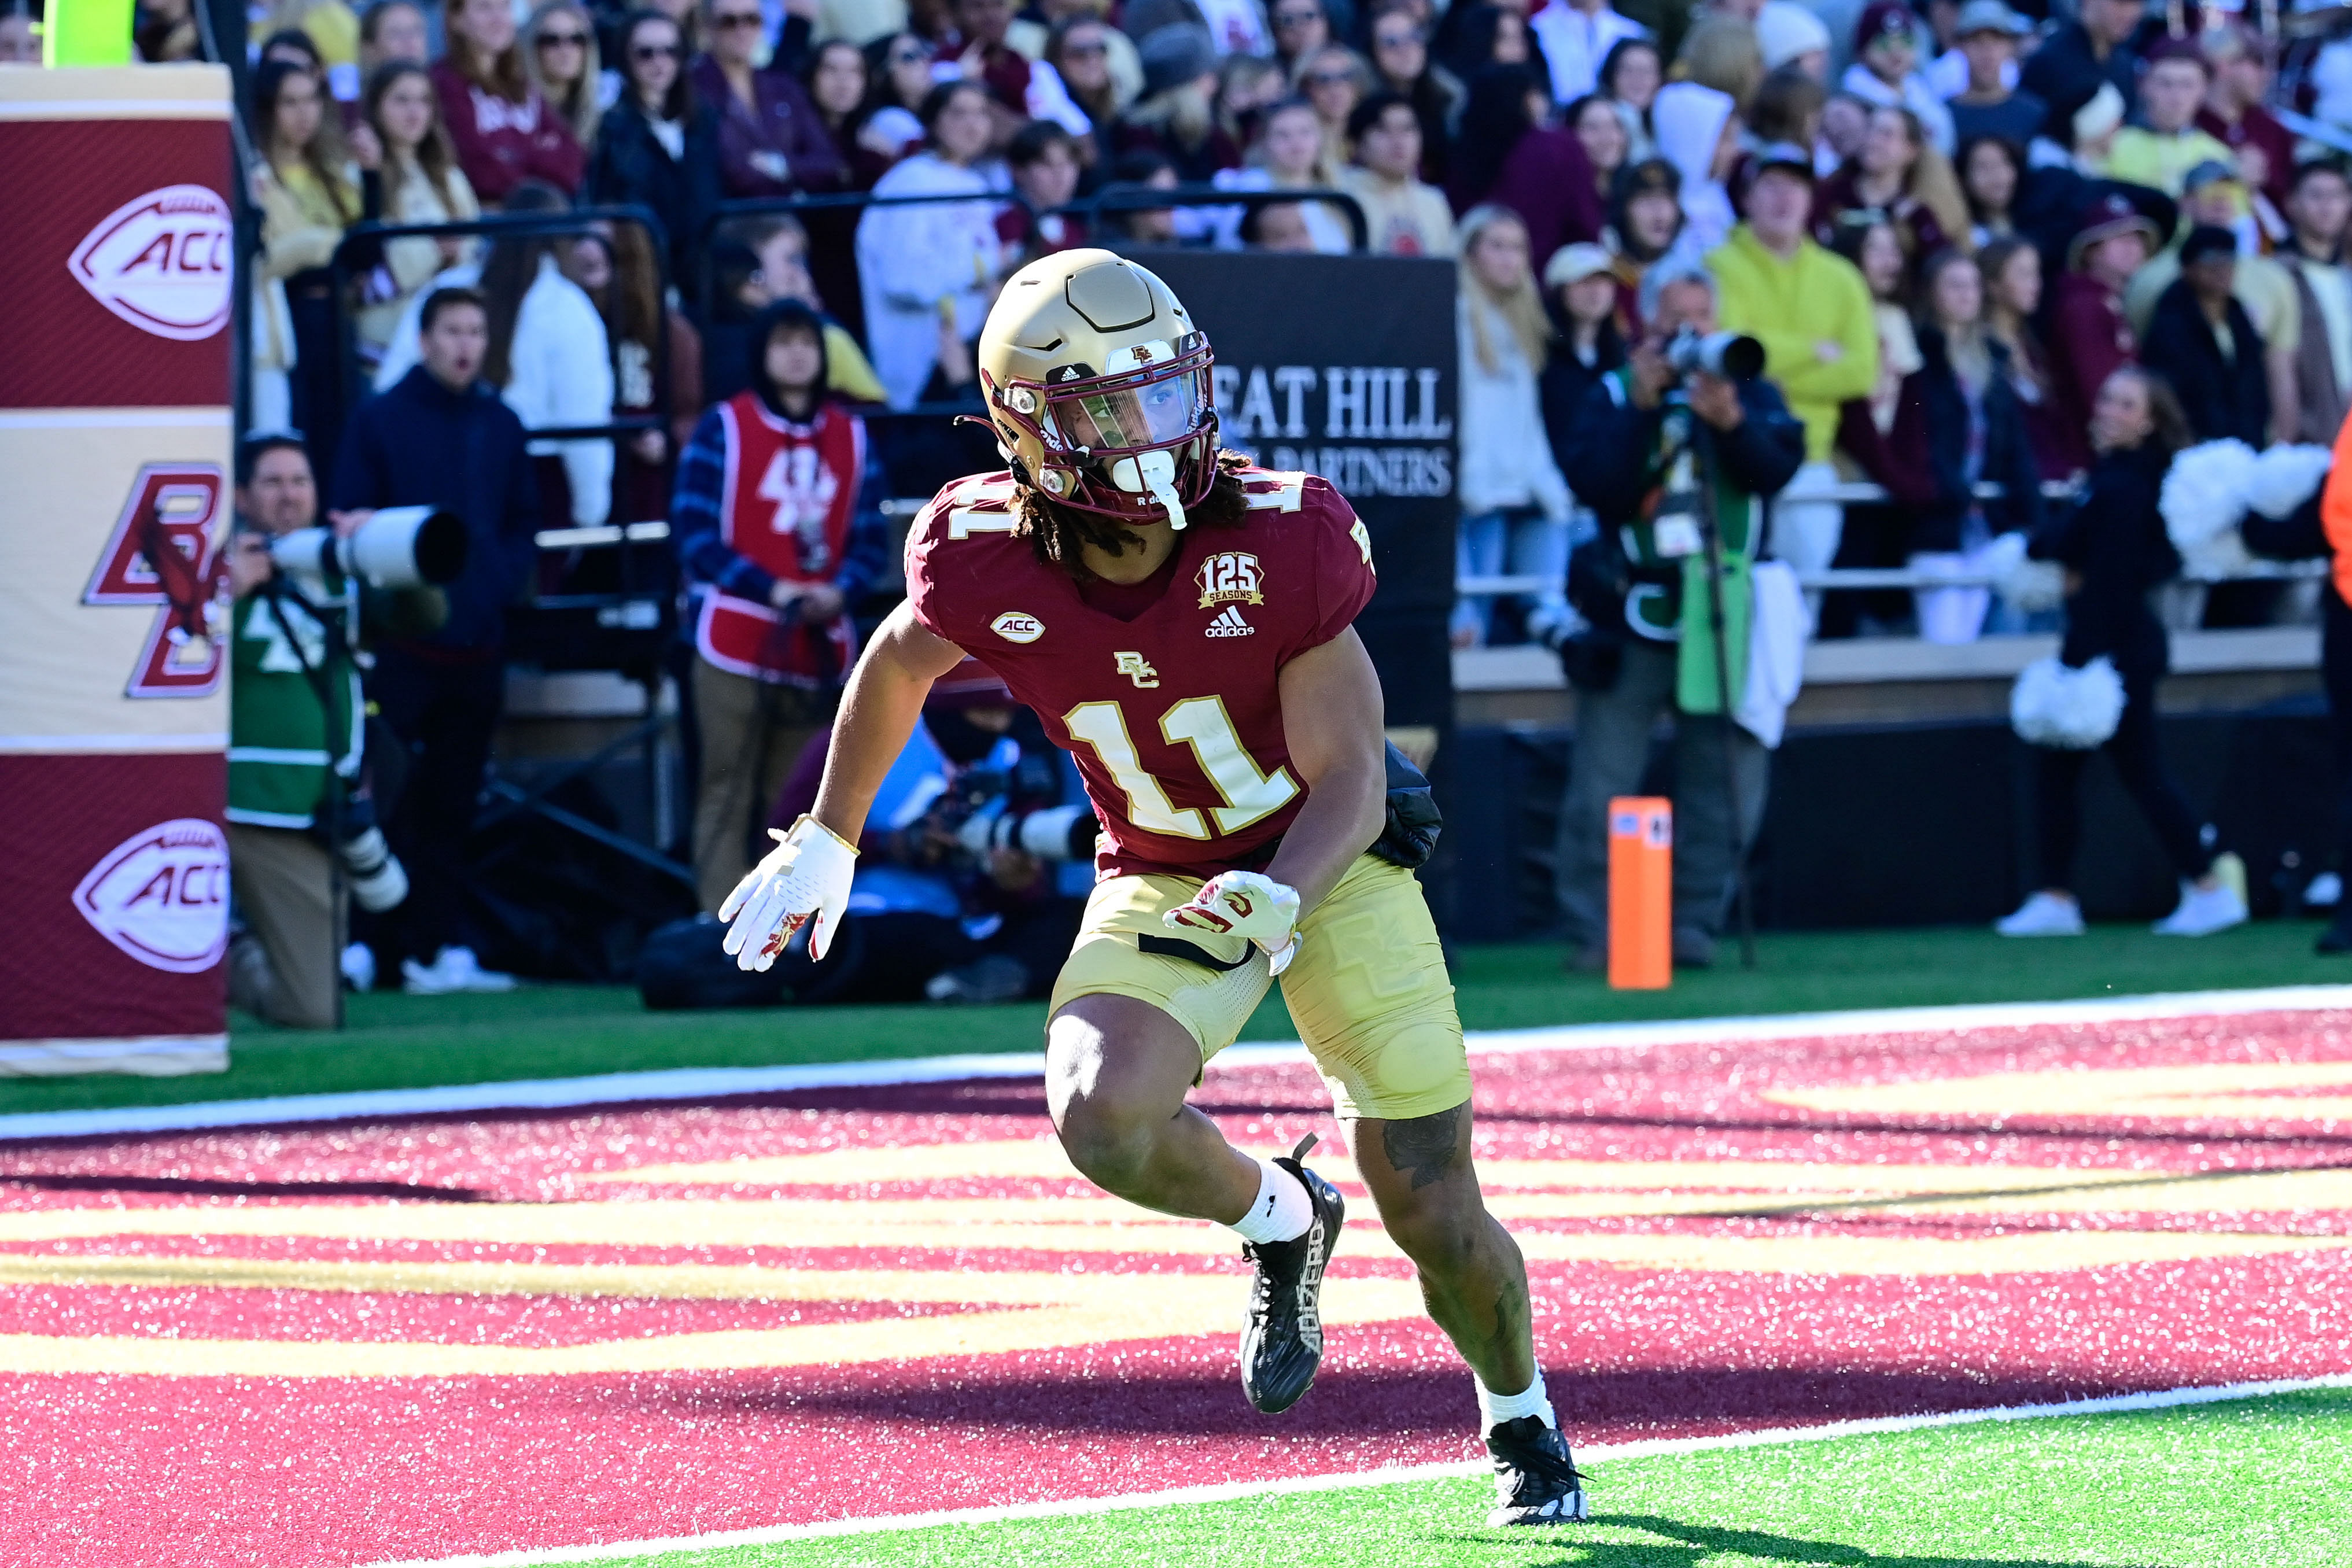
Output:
top-left (552, 1388), bottom-right (2352, 1568)
top-left (3, 920), bottom-right (2344, 1119)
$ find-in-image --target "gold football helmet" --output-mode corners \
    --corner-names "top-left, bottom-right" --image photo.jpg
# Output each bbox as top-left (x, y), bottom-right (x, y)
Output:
top-left (976, 249), bottom-right (1218, 530)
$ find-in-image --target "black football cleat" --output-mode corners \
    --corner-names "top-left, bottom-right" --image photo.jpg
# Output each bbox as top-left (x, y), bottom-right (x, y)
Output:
top-left (1238, 1134), bottom-right (1345, 1414)
top-left (1485, 1415), bottom-right (1590, 1526)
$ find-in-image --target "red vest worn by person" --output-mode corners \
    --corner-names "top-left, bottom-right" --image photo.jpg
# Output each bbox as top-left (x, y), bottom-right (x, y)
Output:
top-left (696, 391), bottom-right (866, 686)
top-left (904, 466), bottom-right (1377, 880)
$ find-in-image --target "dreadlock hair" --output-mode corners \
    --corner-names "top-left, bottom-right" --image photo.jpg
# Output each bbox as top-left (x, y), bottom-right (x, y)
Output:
top-left (1013, 451), bottom-right (1255, 580)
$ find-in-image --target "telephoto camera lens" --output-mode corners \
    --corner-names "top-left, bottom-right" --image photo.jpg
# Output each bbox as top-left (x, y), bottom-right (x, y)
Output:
top-left (270, 507), bottom-right (468, 589)
top-left (1664, 329), bottom-right (1766, 381)
top-left (340, 825), bottom-right (411, 913)
top-left (1015, 804), bottom-right (1098, 861)
top-left (956, 801), bottom-right (1098, 862)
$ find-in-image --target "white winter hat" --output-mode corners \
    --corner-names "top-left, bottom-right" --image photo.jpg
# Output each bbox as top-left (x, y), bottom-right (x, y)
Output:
top-left (1757, 1), bottom-right (1832, 69)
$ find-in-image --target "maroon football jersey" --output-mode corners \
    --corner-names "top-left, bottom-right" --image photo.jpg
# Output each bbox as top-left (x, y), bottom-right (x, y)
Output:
top-left (904, 467), bottom-right (1377, 880)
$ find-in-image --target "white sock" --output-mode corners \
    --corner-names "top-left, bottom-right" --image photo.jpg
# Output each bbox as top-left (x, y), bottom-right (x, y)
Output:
top-left (1227, 1156), bottom-right (1314, 1245)
top-left (1476, 1372), bottom-right (1557, 1433)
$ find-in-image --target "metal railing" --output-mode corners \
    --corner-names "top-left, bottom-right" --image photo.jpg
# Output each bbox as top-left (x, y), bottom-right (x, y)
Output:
top-left (1454, 478), bottom-right (2324, 598)
top-left (1459, 559), bottom-right (2328, 595)
top-left (1052, 182), bottom-right (1374, 253)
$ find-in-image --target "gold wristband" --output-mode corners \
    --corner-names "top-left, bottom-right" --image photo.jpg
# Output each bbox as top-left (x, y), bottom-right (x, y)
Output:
top-left (796, 814), bottom-right (861, 858)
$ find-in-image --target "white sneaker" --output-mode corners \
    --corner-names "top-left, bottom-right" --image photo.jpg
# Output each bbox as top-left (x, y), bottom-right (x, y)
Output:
top-left (2152, 881), bottom-right (2248, 937)
top-left (1996, 891), bottom-right (2084, 936)
top-left (402, 945), bottom-right (518, 995)
top-left (340, 942), bottom-right (377, 993)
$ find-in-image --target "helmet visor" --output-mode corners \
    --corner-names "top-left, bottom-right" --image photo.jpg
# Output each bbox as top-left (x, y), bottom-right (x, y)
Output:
top-left (1046, 364), bottom-right (1209, 454)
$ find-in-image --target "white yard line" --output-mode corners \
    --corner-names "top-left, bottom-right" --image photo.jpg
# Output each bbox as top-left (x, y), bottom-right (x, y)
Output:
top-left (6, 983), bottom-right (2350, 1145)
top-left (363, 1371), bottom-right (2352, 1567)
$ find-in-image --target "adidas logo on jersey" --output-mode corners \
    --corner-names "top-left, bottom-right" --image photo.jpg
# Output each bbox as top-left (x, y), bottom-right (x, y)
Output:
top-left (1204, 605), bottom-right (1255, 638)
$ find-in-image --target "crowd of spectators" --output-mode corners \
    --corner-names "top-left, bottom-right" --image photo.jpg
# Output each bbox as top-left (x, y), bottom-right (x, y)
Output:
top-left (124, 0), bottom-right (2352, 650)
top-left (75, 0), bottom-right (2352, 994)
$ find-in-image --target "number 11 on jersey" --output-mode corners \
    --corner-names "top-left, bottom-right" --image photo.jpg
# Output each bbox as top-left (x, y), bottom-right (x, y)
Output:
top-left (1065, 698), bottom-right (1300, 840)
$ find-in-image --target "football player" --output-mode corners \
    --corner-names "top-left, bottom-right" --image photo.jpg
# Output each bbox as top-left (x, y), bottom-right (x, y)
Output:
top-left (720, 250), bottom-right (1586, 1526)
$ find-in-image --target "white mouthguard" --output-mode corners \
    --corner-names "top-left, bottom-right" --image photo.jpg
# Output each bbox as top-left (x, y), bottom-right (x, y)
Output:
top-left (1110, 450), bottom-right (1188, 531)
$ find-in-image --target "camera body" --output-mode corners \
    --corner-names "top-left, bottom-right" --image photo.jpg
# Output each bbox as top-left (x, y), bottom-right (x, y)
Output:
top-left (270, 506), bottom-right (468, 591)
top-left (1663, 329), bottom-right (1765, 382)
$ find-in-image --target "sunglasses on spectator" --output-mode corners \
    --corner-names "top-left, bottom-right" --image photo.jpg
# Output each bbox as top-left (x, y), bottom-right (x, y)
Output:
top-left (1061, 39), bottom-right (1106, 55)
top-left (537, 29), bottom-right (588, 46)
top-left (633, 40), bottom-right (681, 57)
top-left (1273, 8), bottom-right (1319, 24)
top-left (889, 43), bottom-right (930, 62)
top-left (1375, 28), bottom-right (1421, 47)
top-left (1304, 69), bottom-right (1354, 86)
top-left (713, 10), bottom-right (762, 26)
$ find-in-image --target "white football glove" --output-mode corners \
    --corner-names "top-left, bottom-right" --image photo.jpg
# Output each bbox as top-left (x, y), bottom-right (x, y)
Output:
top-left (1162, 870), bottom-right (1303, 976)
top-left (718, 815), bottom-right (858, 971)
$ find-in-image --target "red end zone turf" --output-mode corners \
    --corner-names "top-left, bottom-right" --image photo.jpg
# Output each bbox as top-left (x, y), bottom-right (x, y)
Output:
top-left (3, 1006), bottom-right (2350, 1567)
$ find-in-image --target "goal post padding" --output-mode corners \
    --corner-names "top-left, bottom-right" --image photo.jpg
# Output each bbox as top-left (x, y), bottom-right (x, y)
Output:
top-left (0, 67), bottom-right (235, 1076)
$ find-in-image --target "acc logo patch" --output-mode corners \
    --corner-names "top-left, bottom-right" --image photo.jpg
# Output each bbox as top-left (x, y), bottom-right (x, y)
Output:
top-left (73, 818), bottom-right (230, 973)
top-left (1196, 551), bottom-right (1263, 609)
top-left (67, 185), bottom-right (234, 342)
top-left (990, 611), bottom-right (1045, 644)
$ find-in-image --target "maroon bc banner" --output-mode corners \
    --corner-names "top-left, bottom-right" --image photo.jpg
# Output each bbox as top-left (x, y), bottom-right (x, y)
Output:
top-left (0, 67), bottom-right (235, 1076)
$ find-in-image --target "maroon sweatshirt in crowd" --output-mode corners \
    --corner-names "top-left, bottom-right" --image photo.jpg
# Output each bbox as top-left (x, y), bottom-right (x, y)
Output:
top-left (1468, 126), bottom-right (1602, 269)
top-left (2195, 102), bottom-right (2294, 206)
top-left (2047, 270), bottom-right (2134, 477)
top-left (690, 55), bottom-right (845, 198)
top-left (430, 59), bottom-right (587, 203)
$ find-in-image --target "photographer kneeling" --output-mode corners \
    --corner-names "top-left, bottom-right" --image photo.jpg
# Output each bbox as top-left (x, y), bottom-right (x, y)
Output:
top-left (1553, 264), bottom-right (1806, 971)
top-left (224, 436), bottom-right (450, 1025)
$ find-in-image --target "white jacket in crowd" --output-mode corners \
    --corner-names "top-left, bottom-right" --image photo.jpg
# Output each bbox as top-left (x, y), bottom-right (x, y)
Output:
top-left (855, 151), bottom-right (1006, 409)
top-left (1528, 0), bottom-right (1647, 109)
top-left (1455, 293), bottom-right (1571, 522)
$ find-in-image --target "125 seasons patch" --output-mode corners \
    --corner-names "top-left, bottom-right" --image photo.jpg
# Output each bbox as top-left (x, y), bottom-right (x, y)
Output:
top-left (1197, 551), bottom-right (1264, 609)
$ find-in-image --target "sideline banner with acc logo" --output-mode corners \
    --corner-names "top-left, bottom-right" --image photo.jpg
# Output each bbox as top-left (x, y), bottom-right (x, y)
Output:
top-left (0, 67), bottom-right (235, 1075)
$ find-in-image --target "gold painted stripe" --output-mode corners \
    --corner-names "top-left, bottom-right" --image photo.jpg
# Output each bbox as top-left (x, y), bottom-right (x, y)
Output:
top-left (0, 1232), bottom-right (2335, 1388)
top-left (1507, 1228), bottom-right (2350, 1276)
top-left (6, 1223), bottom-right (2345, 1308)
top-left (1767, 1061), bottom-right (2352, 1123)
top-left (6, 1164), bottom-right (2347, 1257)
top-left (0, 1255), bottom-right (1117, 1303)
top-left (576, 1147), bottom-right (2352, 1204)
top-left (575, 1139), bottom-right (1085, 1186)
top-left (0, 1272), bottom-right (1432, 1380)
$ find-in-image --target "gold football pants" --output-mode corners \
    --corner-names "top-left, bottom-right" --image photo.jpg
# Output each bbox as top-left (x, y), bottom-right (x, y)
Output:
top-left (1049, 853), bottom-right (1470, 1121)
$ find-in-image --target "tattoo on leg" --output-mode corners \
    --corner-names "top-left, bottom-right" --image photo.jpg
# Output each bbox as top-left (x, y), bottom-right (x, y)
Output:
top-left (1382, 1105), bottom-right (1464, 1191)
